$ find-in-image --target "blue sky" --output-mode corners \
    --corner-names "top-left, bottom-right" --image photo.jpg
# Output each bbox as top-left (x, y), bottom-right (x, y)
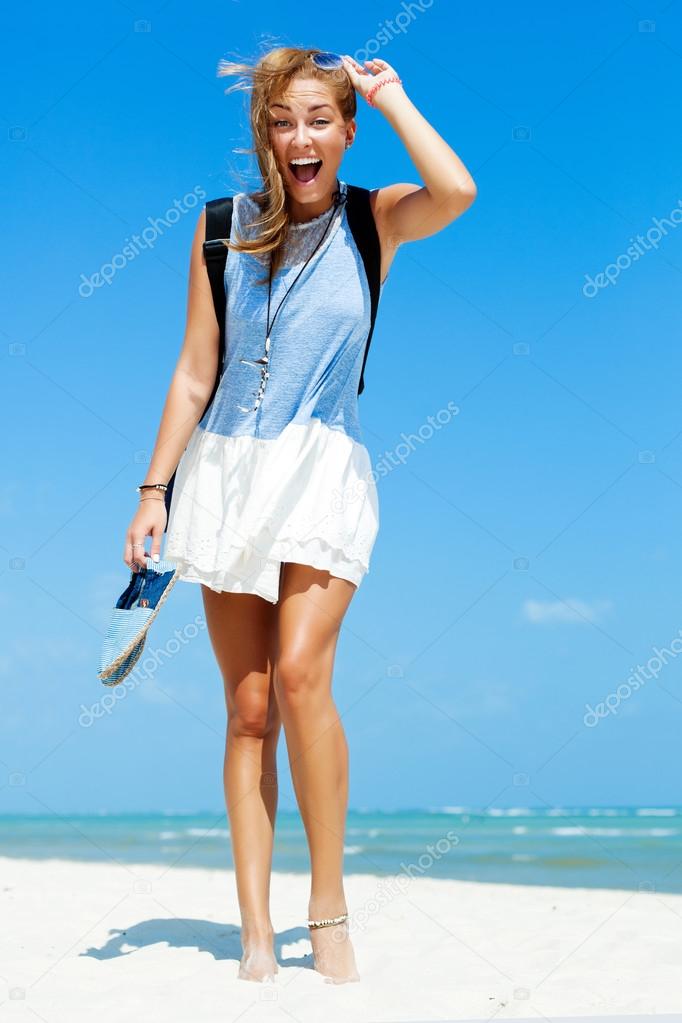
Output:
top-left (2, 0), bottom-right (682, 815)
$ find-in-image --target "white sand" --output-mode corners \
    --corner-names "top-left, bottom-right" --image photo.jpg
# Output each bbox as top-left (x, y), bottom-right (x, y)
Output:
top-left (1, 856), bottom-right (680, 1020)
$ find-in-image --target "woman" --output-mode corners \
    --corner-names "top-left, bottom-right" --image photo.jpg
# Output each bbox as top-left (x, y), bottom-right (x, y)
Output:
top-left (125, 46), bottom-right (476, 985)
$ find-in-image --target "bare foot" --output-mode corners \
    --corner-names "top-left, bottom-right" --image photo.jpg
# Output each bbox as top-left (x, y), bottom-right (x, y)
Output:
top-left (238, 928), bottom-right (278, 983)
top-left (308, 917), bottom-right (360, 984)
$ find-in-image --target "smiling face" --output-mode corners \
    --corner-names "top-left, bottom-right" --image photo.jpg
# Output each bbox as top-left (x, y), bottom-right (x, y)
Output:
top-left (268, 76), bottom-right (355, 221)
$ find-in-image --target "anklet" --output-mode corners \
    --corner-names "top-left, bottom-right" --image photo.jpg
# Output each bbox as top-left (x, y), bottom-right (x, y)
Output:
top-left (307, 912), bottom-right (348, 929)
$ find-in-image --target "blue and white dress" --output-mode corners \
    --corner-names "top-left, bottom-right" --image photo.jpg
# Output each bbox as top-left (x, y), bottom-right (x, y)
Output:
top-left (164, 179), bottom-right (385, 603)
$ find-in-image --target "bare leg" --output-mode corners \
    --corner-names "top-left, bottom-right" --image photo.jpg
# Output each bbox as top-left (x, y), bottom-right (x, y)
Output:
top-left (201, 585), bottom-right (281, 982)
top-left (273, 563), bottom-right (360, 984)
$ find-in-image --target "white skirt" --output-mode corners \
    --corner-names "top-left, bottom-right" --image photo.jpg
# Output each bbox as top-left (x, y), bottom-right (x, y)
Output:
top-left (163, 417), bottom-right (380, 603)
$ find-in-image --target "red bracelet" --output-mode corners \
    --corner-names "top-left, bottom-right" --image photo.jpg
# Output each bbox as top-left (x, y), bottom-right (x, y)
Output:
top-left (366, 75), bottom-right (403, 107)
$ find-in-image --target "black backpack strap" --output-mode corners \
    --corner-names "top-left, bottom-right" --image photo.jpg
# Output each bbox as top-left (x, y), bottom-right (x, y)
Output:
top-left (203, 196), bottom-right (234, 407)
top-left (163, 197), bottom-right (233, 531)
top-left (345, 183), bottom-right (382, 396)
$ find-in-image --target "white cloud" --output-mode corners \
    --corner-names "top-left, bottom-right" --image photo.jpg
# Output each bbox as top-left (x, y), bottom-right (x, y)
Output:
top-left (522, 598), bottom-right (612, 624)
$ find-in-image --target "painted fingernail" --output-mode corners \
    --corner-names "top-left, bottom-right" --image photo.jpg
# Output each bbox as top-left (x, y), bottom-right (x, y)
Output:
top-left (152, 554), bottom-right (160, 562)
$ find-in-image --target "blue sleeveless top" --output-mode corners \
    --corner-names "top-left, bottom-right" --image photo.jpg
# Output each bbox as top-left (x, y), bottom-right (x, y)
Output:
top-left (199, 179), bottom-right (383, 446)
top-left (164, 178), bottom-right (384, 603)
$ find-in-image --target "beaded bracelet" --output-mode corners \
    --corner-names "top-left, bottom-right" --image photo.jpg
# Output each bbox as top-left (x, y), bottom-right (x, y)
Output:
top-left (366, 75), bottom-right (403, 107)
top-left (137, 483), bottom-right (168, 494)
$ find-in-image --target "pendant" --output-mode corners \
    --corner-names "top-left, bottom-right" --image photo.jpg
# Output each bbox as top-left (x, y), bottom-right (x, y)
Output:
top-left (240, 356), bottom-right (268, 368)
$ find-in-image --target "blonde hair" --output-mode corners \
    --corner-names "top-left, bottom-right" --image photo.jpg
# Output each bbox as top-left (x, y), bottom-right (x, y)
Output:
top-left (216, 46), bottom-right (357, 284)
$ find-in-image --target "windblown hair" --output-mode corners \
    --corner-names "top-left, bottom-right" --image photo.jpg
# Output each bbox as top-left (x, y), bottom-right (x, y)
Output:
top-left (216, 46), bottom-right (357, 284)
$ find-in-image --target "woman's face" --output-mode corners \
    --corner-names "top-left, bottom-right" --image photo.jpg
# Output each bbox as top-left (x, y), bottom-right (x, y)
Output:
top-left (268, 77), bottom-right (354, 207)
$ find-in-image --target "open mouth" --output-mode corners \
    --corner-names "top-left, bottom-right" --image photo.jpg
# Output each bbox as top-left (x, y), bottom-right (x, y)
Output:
top-left (289, 159), bottom-right (323, 184)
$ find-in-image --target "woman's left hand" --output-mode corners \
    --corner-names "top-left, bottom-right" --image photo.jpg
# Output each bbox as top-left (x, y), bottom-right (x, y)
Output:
top-left (341, 55), bottom-right (403, 105)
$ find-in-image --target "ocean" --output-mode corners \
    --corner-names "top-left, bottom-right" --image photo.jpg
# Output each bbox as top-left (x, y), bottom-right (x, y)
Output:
top-left (1, 807), bottom-right (680, 893)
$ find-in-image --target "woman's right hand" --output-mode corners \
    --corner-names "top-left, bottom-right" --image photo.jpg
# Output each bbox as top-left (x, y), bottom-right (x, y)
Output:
top-left (124, 496), bottom-right (168, 572)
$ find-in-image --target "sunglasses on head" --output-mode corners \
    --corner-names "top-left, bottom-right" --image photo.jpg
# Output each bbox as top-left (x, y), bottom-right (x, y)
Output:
top-left (311, 51), bottom-right (346, 70)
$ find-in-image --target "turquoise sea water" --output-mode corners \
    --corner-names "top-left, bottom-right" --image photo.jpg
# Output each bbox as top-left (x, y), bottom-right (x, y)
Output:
top-left (1, 807), bottom-right (681, 893)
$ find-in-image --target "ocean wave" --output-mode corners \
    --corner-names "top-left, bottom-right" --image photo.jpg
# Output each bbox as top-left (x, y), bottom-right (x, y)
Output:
top-left (551, 826), bottom-right (678, 837)
top-left (636, 808), bottom-right (678, 817)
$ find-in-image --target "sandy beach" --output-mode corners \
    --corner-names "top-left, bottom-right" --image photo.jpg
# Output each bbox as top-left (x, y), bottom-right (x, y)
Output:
top-left (1, 855), bottom-right (680, 1020)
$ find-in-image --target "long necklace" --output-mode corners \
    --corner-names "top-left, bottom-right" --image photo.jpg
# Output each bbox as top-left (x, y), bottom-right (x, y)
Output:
top-left (236, 183), bottom-right (347, 414)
